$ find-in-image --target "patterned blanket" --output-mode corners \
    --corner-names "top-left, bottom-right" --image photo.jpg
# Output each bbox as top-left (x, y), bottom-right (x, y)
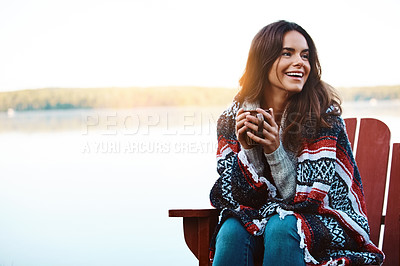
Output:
top-left (209, 101), bottom-right (384, 265)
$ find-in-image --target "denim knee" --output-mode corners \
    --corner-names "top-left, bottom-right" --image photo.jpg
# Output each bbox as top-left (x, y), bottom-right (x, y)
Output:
top-left (264, 214), bottom-right (299, 243)
top-left (216, 217), bottom-right (250, 245)
top-left (213, 218), bottom-right (263, 266)
top-left (263, 214), bottom-right (305, 266)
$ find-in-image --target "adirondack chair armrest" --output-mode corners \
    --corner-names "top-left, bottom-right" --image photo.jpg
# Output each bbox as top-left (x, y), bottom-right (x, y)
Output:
top-left (169, 208), bottom-right (219, 218)
top-left (169, 209), bottom-right (219, 265)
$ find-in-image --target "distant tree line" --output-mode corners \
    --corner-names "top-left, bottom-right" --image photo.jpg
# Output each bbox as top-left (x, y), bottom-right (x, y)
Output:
top-left (0, 85), bottom-right (399, 112)
top-left (336, 85), bottom-right (400, 101)
top-left (0, 86), bottom-right (237, 112)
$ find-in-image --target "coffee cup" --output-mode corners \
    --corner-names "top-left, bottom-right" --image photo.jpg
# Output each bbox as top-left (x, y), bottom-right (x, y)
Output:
top-left (245, 110), bottom-right (266, 146)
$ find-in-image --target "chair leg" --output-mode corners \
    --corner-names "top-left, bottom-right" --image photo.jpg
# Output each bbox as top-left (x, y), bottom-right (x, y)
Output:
top-left (183, 216), bottom-right (218, 266)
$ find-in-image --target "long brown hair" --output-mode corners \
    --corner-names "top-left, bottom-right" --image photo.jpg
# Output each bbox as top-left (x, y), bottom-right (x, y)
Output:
top-left (236, 20), bottom-right (341, 153)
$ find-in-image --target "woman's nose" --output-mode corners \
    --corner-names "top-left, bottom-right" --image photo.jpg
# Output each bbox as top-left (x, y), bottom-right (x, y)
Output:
top-left (293, 54), bottom-right (304, 67)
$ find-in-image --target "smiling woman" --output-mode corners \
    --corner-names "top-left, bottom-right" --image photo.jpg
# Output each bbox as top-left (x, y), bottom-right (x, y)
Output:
top-left (209, 20), bottom-right (384, 266)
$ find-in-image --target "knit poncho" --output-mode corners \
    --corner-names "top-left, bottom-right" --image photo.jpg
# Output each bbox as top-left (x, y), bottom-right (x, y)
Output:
top-left (209, 101), bottom-right (384, 265)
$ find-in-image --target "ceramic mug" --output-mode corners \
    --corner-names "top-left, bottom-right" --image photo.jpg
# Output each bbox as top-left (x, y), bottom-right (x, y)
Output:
top-left (245, 110), bottom-right (268, 146)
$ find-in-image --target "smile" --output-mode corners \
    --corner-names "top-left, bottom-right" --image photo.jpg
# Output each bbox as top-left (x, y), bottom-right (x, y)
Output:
top-left (285, 72), bottom-right (304, 77)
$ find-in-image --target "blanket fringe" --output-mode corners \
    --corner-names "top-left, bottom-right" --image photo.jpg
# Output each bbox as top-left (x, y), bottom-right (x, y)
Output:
top-left (296, 217), bottom-right (319, 264)
top-left (237, 150), bottom-right (277, 197)
top-left (252, 218), bottom-right (268, 236)
top-left (276, 207), bottom-right (294, 220)
top-left (322, 258), bottom-right (346, 265)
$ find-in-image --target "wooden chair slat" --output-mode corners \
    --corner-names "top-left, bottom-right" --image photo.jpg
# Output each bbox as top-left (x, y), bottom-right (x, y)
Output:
top-left (356, 118), bottom-right (391, 244)
top-left (382, 143), bottom-right (400, 266)
top-left (344, 117), bottom-right (357, 150)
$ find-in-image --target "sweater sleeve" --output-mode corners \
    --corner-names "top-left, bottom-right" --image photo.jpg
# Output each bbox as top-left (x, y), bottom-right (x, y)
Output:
top-left (264, 143), bottom-right (296, 200)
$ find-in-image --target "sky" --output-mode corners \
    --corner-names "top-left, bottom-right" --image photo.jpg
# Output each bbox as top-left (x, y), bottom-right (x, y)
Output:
top-left (0, 0), bottom-right (399, 92)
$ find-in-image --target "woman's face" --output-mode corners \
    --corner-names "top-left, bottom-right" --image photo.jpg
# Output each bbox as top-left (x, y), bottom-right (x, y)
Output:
top-left (267, 30), bottom-right (311, 96)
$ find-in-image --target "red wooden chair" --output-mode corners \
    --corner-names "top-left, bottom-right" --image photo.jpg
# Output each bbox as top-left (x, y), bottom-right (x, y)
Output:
top-left (169, 118), bottom-right (400, 266)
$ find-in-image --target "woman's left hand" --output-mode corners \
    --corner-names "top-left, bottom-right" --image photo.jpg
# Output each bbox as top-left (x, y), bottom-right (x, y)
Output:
top-left (244, 108), bottom-right (280, 154)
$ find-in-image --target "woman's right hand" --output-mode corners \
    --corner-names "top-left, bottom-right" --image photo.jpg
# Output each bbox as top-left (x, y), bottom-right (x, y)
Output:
top-left (235, 108), bottom-right (253, 149)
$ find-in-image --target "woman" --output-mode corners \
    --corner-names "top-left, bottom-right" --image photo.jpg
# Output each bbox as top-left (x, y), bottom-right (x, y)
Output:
top-left (209, 20), bottom-right (384, 265)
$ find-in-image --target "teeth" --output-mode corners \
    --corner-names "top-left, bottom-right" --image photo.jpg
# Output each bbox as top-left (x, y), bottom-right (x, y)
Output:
top-left (286, 72), bottom-right (303, 77)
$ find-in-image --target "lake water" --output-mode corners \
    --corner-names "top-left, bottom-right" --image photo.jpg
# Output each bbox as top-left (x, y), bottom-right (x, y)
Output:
top-left (0, 101), bottom-right (399, 266)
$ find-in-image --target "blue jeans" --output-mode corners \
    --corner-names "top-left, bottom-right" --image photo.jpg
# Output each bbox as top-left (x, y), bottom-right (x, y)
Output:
top-left (213, 214), bottom-right (305, 266)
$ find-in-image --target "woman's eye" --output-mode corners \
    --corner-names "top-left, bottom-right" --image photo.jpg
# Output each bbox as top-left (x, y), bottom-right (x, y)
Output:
top-left (282, 52), bottom-right (291, 56)
top-left (302, 54), bottom-right (309, 59)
